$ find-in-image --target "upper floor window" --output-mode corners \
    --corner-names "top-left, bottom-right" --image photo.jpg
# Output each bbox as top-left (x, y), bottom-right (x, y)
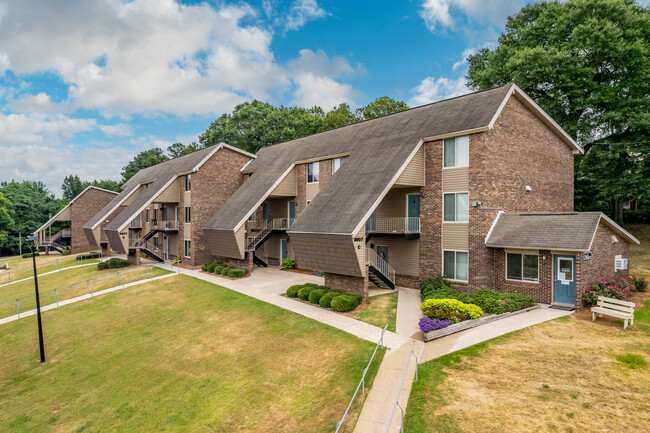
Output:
top-left (145, 209), bottom-right (150, 223)
top-left (307, 162), bottom-right (319, 183)
top-left (444, 192), bottom-right (469, 222)
top-left (248, 211), bottom-right (256, 222)
top-left (152, 208), bottom-right (158, 222)
top-left (333, 156), bottom-right (347, 173)
top-left (184, 206), bottom-right (191, 224)
top-left (185, 174), bottom-right (192, 191)
top-left (444, 136), bottom-right (469, 168)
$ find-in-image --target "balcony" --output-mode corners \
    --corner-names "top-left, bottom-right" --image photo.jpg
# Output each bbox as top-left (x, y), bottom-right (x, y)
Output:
top-left (365, 217), bottom-right (420, 238)
top-left (129, 217), bottom-right (142, 230)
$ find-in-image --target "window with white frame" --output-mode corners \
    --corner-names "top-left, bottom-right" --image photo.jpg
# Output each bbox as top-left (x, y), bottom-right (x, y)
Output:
top-left (443, 192), bottom-right (469, 222)
top-left (506, 253), bottom-right (539, 282)
top-left (184, 240), bottom-right (191, 258)
top-left (333, 156), bottom-right (347, 173)
top-left (248, 211), bottom-right (256, 222)
top-left (153, 236), bottom-right (159, 250)
top-left (145, 209), bottom-right (150, 223)
top-left (184, 206), bottom-right (191, 224)
top-left (444, 136), bottom-right (469, 168)
top-left (443, 250), bottom-right (468, 281)
top-left (185, 174), bottom-right (192, 191)
top-left (307, 161), bottom-right (319, 183)
top-left (306, 200), bottom-right (311, 206)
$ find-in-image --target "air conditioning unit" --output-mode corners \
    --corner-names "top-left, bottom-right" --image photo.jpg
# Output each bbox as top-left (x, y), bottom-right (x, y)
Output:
top-left (615, 258), bottom-right (628, 271)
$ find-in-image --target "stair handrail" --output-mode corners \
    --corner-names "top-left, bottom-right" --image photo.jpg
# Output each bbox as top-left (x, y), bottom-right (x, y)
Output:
top-left (246, 219), bottom-right (273, 251)
top-left (366, 247), bottom-right (396, 283)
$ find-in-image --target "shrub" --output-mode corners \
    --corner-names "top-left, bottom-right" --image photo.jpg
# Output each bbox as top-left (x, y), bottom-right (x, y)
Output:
top-left (629, 275), bottom-right (648, 292)
top-left (419, 275), bottom-right (456, 301)
top-left (345, 292), bottom-right (363, 306)
top-left (420, 299), bottom-right (483, 323)
top-left (62, 248), bottom-right (71, 256)
top-left (201, 263), bottom-right (209, 272)
top-left (331, 295), bottom-right (358, 312)
top-left (319, 291), bottom-right (342, 308)
top-left (418, 317), bottom-right (452, 332)
top-left (308, 289), bottom-right (329, 304)
top-left (220, 266), bottom-right (231, 276)
top-left (584, 278), bottom-right (632, 304)
top-left (298, 286), bottom-right (317, 301)
top-left (77, 252), bottom-right (101, 260)
top-left (214, 260), bottom-right (224, 266)
top-left (206, 263), bottom-right (217, 273)
top-left (281, 258), bottom-right (295, 270)
top-left (22, 252), bottom-right (39, 258)
top-left (97, 261), bottom-right (108, 270)
top-left (286, 285), bottom-right (304, 298)
top-left (303, 283), bottom-right (319, 287)
top-left (214, 265), bottom-right (225, 274)
top-left (227, 268), bottom-right (247, 278)
top-left (105, 258), bottom-right (129, 269)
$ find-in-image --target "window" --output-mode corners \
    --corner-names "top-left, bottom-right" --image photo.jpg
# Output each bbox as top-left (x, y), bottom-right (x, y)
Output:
top-left (152, 209), bottom-right (157, 222)
top-left (333, 156), bottom-right (347, 173)
top-left (307, 161), bottom-right (319, 183)
top-left (184, 206), bottom-right (191, 224)
top-left (443, 250), bottom-right (468, 281)
top-left (248, 211), bottom-right (256, 222)
top-left (507, 253), bottom-right (539, 282)
top-left (444, 136), bottom-right (469, 168)
top-left (153, 236), bottom-right (159, 250)
top-left (306, 200), bottom-right (311, 206)
top-left (185, 174), bottom-right (191, 191)
top-left (145, 209), bottom-right (150, 223)
top-left (443, 193), bottom-right (469, 222)
top-left (184, 240), bottom-right (191, 258)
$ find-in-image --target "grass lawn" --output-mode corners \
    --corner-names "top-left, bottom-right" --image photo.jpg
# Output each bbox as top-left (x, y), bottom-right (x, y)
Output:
top-left (0, 265), bottom-right (171, 318)
top-left (628, 224), bottom-right (650, 280)
top-left (0, 253), bottom-right (100, 284)
top-left (404, 294), bottom-right (650, 433)
top-left (348, 292), bottom-right (398, 332)
top-left (0, 274), bottom-right (384, 432)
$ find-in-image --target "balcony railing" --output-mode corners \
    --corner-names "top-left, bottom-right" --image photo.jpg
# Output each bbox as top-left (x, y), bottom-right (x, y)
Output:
top-left (365, 217), bottom-right (420, 234)
top-left (163, 220), bottom-right (178, 230)
top-left (40, 229), bottom-right (72, 245)
top-left (130, 217), bottom-right (142, 229)
top-left (245, 218), bottom-right (296, 251)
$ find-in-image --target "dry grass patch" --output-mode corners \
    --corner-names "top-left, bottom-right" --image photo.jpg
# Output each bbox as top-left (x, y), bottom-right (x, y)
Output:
top-left (346, 292), bottom-right (398, 332)
top-left (405, 297), bottom-right (650, 433)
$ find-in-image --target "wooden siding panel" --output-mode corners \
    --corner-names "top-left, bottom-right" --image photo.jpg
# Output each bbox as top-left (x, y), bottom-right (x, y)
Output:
top-left (442, 223), bottom-right (469, 250)
top-left (371, 237), bottom-right (420, 276)
top-left (305, 183), bottom-right (319, 202)
top-left (203, 228), bottom-right (245, 259)
top-left (269, 167), bottom-right (297, 197)
top-left (290, 233), bottom-right (363, 277)
top-left (395, 146), bottom-right (425, 186)
top-left (375, 188), bottom-right (420, 218)
top-left (156, 179), bottom-right (180, 203)
top-left (442, 167), bottom-right (469, 192)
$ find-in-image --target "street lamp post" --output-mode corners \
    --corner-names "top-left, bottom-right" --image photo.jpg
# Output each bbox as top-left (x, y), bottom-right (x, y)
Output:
top-left (27, 235), bottom-right (45, 363)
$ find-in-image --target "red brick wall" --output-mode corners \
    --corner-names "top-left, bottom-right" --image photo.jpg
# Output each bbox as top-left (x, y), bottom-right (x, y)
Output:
top-left (325, 272), bottom-right (368, 298)
top-left (296, 164), bottom-right (307, 215)
top-left (493, 249), bottom-right (554, 304)
top-left (70, 188), bottom-right (118, 254)
top-left (418, 139), bottom-right (443, 282)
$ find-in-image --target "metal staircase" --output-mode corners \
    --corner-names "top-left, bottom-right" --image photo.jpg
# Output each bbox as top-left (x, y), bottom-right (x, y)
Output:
top-left (133, 239), bottom-right (164, 263)
top-left (366, 248), bottom-right (396, 290)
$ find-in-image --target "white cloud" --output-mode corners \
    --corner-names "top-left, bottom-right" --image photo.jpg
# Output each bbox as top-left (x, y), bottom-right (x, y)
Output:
top-left (419, 0), bottom-right (526, 31)
top-left (452, 48), bottom-right (477, 71)
top-left (285, 0), bottom-right (327, 32)
top-left (99, 123), bottom-right (133, 137)
top-left (10, 92), bottom-right (68, 114)
top-left (409, 76), bottom-right (469, 106)
top-left (0, 112), bottom-right (97, 145)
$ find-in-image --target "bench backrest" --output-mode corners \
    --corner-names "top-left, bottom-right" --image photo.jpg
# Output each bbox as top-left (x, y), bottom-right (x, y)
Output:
top-left (596, 296), bottom-right (635, 314)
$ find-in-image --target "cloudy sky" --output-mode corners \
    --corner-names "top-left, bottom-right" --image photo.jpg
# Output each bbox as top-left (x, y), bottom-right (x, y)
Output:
top-left (0, 0), bottom-right (546, 195)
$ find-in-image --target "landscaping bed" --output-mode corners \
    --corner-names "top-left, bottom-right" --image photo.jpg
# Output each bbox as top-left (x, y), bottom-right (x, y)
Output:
top-left (200, 261), bottom-right (248, 279)
top-left (286, 283), bottom-right (363, 312)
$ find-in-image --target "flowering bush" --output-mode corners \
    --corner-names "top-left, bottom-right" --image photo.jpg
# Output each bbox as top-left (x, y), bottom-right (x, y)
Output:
top-left (420, 298), bottom-right (483, 323)
top-left (583, 278), bottom-right (632, 305)
top-left (629, 275), bottom-right (648, 292)
top-left (418, 317), bottom-right (452, 333)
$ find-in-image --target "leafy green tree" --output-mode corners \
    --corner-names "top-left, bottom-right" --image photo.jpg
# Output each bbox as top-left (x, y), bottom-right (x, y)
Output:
top-left (61, 175), bottom-right (86, 201)
top-left (167, 142), bottom-right (199, 158)
top-left (356, 96), bottom-right (409, 120)
top-left (89, 179), bottom-right (121, 193)
top-left (121, 148), bottom-right (169, 184)
top-left (318, 103), bottom-right (359, 132)
top-left (0, 191), bottom-right (15, 247)
top-left (466, 0), bottom-right (650, 224)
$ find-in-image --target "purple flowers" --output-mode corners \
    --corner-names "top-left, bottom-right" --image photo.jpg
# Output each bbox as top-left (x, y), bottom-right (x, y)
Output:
top-left (419, 317), bottom-right (451, 333)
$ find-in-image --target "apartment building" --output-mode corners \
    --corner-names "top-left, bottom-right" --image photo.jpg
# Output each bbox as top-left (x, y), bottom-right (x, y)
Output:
top-left (83, 143), bottom-right (254, 266)
top-left (203, 84), bottom-right (638, 309)
top-left (34, 186), bottom-right (118, 254)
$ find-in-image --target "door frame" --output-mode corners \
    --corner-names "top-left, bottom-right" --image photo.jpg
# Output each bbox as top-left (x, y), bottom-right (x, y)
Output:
top-left (288, 201), bottom-right (295, 222)
top-left (406, 193), bottom-right (421, 231)
top-left (553, 254), bottom-right (576, 304)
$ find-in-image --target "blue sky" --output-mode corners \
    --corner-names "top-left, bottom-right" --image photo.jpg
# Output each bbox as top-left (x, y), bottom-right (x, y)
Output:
top-left (0, 0), bottom-right (538, 196)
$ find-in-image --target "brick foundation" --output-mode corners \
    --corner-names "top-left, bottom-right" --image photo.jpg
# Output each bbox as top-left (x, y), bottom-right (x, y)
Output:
top-left (325, 272), bottom-right (368, 299)
top-left (128, 250), bottom-right (141, 266)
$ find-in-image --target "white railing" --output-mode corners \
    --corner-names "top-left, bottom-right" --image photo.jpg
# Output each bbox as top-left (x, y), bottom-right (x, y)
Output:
top-left (41, 229), bottom-right (72, 245)
top-left (246, 218), bottom-right (295, 251)
top-left (130, 216), bottom-right (142, 229)
top-left (164, 219), bottom-right (179, 230)
top-left (385, 340), bottom-right (422, 433)
top-left (366, 217), bottom-right (420, 234)
top-left (366, 248), bottom-right (396, 283)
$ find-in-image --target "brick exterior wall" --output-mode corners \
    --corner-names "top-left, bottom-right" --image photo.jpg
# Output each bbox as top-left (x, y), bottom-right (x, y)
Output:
top-left (493, 249), bottom-right (554, 304)
top-left (69, 188), bottom-right (118, 254)
top-left (325, 271), bottom-right (368, 298)
top-left (418, 139), bottom-right (442, 283)
top-left (191, 147), bottom-right (250, 266)
top-left (296, 164), bottom-right (307, 214)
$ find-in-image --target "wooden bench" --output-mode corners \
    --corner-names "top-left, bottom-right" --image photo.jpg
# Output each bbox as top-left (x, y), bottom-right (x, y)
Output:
top-left (591, 296), bottom-right (635, 329)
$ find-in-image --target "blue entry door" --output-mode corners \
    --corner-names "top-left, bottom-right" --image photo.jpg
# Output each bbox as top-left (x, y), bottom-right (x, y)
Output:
top-left (281, 239), bottom-right (288, 260)
top-left (554, 255), bottom-right (576, 304)
top-left (288, 201), bottom-right (295, 223)
top-left (265, 203), bottom-right (272, 225)
top-left (407, 194), bottom-right (420, 231)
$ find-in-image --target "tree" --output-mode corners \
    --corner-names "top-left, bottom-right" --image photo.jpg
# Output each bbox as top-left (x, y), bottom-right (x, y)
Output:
top-left (89, 179), bottom-right (121, 193)
top-left (61, 175), bottom-right (86, 201)
top-left (167, 142), bottom-right (199, 158)
top-left (0, 191), bottom-right (15, 247)
top-left (466, 0), bottom-right (650, 224)
top-left (121, 148), bottom-right (169, 184)
top-left (319, 103), bottom-right (359, 132)
top-left (356, 96), bottom-right (409, 120)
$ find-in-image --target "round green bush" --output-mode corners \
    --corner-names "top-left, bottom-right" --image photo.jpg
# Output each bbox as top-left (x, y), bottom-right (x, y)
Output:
top-left (201, 263), bottom-right (209, 271)
top-left (331, 295), bottom-right (358, 312)
top-left (227, 268), bottom-right (247, 278)
top-left (214, 265), bottom-right (225, 274)
top-left (286, 285), bottom-right (303, 297)
top-left (214, 260), bottom-right (224, 266)
top-left (345, 292), bottom-right (363, 306)
top-left (97, 261), bottom-right (109, 270)
top-left (298, 286), bottom-right (317, 301)
top-left (220, 266), bottom-right (231, 276)
top-left (308, 289), bottom-right (329, 304)
top-left (205, 263), bottom-right (216, 273)
top-left (105, 258), bottom-right (129, 269)
top-left (319, 291), bottom-right (342, 308)
top-left (303, 283), bottom-right (319, 287)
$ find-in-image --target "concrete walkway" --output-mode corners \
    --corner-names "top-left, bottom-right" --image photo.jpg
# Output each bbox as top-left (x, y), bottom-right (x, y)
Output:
top-left (0, 273), bottom-right (176, 325)
top-left (395, 287), bottom-right (423, 339)
top-left (0, 262), bottom-right (98, 288)
top-left (177, 267), bottom-right (412, 350)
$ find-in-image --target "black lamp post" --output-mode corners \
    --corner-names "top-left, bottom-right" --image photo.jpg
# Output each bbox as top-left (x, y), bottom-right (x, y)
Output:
top-left (26, 235), bottom-right (45, 363)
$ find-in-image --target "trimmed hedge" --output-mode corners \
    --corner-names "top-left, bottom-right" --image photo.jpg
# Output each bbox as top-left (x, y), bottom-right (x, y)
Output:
top-left (206, 263), bottom-right (217, 273)
top-left (319, 291), bottom-right (341, 308)
top-left (331, 296), bottom-right (358, 312)
top-left (308, 289), bottom-right (329, 304)
top-left (420, 298), bottom-right (483, 323)
top-left (77, 252), bottom-right (101, 261)
top-left (214, 265), bottom-right (225, 274)
top-left (303, 283), bottom-right (319, 288)
top-left (227, 268), bottom-right (247, 278)
top-left (220, 266), bottom-right (231, 276)
top-left (346, 292), bottom-right (363, 307)
top-left (286, 285), bottom-right (304, 298)
top-left (298, 286), bottom-right (317, 301)
top-left (22, 252), bottom-right (39, 258)
top-left (97, 258), bottom-right (130, 270)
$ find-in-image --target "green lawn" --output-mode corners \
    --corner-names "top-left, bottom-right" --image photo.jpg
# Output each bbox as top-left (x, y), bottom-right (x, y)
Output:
top-left (0, 253), bottom-right (100, 284)
top-left (0, 265), bottom-right (171, 318)
top-left (350, 292), bottom-right (398, 332)
top-left (0, 275), bottom-right (384, 432)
